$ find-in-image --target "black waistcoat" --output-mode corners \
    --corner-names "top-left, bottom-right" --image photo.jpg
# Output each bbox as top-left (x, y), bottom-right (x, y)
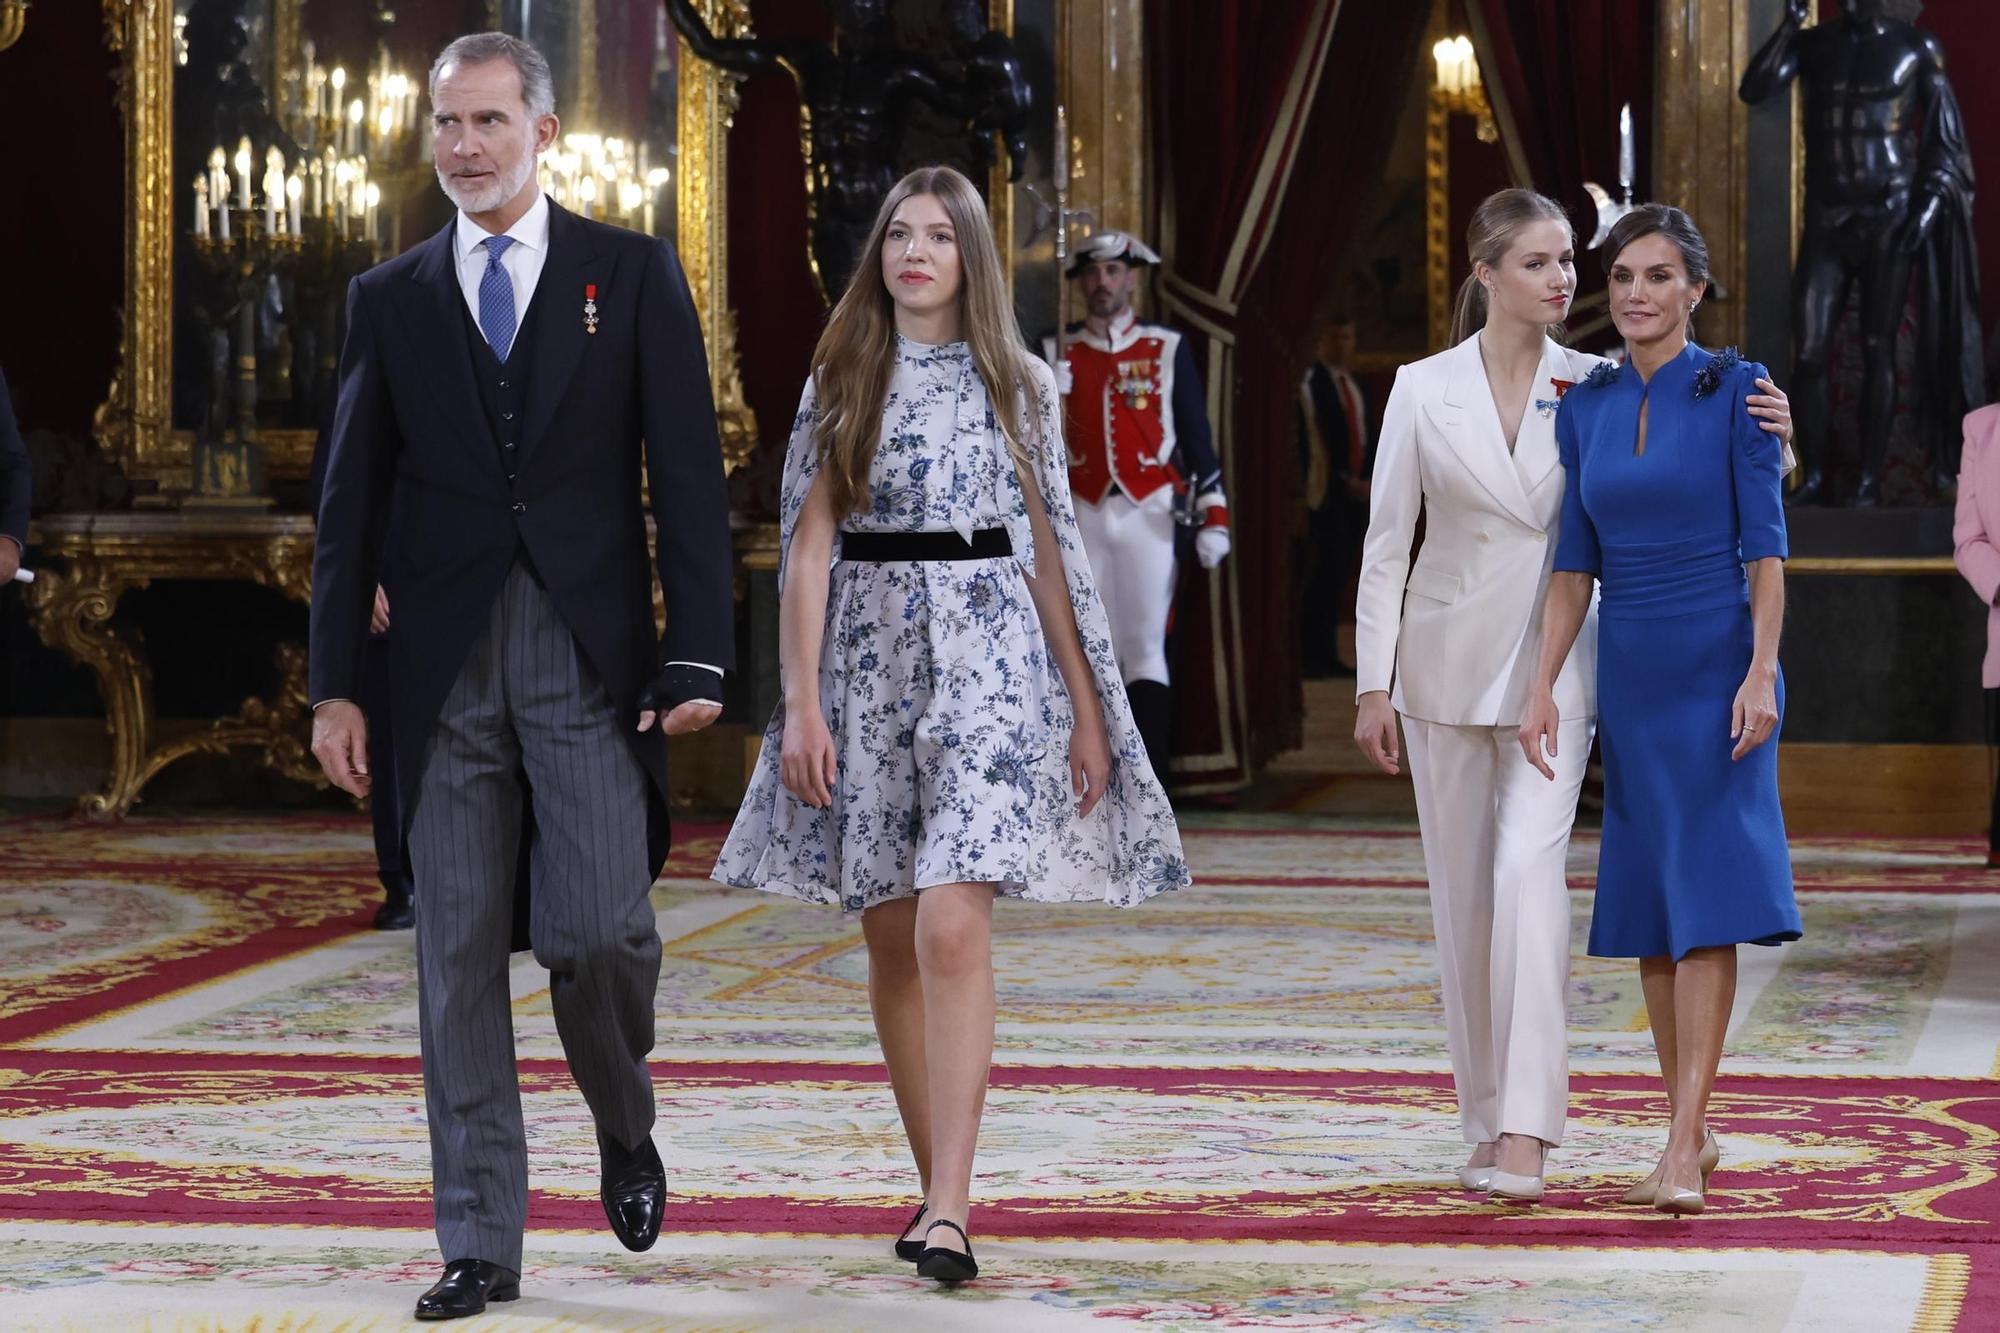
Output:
top-left (457, 281), bottom-right (545, 482)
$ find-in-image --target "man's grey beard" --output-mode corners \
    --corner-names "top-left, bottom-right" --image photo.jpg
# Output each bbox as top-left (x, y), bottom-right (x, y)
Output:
top-left (437, 151), bottom-right (536, 215)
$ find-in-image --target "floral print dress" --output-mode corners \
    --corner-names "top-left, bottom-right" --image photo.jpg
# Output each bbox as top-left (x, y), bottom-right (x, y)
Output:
top-left (712, 334), bottom-right (1191, 912)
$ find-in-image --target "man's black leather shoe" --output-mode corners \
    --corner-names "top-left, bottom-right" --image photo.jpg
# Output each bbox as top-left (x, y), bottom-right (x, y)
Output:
top-left (599, 1128), bottom-right (667, 1251)
top-left (413, 1259), bottom-right (519, 1320)
top-left (372, 886), bottom-right (415, 931)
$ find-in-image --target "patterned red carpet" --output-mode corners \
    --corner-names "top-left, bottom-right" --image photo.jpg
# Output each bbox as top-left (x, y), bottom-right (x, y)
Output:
top-left (0, 812), bottom-right (1992, 1329)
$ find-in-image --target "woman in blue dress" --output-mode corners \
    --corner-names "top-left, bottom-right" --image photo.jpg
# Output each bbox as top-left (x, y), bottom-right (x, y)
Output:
top-left (1518, 205), bottom-right (1800, 1216)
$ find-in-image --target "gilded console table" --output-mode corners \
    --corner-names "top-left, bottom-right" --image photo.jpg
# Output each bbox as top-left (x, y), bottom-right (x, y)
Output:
top-left (23, 512), bottom-right (327, 820)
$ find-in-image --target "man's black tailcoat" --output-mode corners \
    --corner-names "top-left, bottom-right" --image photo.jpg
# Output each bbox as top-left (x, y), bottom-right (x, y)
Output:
top-left (310, 202), bottom-right (734, 909)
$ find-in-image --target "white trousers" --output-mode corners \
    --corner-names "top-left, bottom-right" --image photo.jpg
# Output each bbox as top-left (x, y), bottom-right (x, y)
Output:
top-left (1402, 714), bottom-right (1593, 1146)
top-left (1073, 491), bottom-right (1178, 684)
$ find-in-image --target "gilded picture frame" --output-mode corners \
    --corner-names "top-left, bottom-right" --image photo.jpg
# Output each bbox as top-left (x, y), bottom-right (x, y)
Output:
top-left (95, 0), bottom-right (756, 499)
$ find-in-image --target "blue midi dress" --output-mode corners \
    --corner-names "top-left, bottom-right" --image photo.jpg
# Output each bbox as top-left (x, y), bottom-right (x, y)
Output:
top-left (1552, 343), bottom-right (1801, 960)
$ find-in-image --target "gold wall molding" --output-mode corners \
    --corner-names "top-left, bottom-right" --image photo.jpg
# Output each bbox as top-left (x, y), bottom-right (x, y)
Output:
top-left (1655, 0), bottom-right (1752, 352)
top-left (1057, 0), bottom-right (1146, 240)
top-left (1786, 556), bottom-right (1957, 575)
top-left (99, 0), bottom-right (184, 497)
top-left (1424, 90), bottom-right (1450, 354)
top-left (676, 0), bottom-right (758, 473)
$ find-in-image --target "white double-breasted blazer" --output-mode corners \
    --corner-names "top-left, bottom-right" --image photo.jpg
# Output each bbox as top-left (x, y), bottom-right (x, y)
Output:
top-left (1354, 333), bottom-right (1608, 727)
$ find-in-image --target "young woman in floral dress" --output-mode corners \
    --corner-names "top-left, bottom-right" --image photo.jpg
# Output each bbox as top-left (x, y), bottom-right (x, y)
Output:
top-left (713, 165), bottom-right (1189, 1282)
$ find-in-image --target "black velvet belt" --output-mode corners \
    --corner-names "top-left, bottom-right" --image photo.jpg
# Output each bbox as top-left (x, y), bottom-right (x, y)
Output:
top-left (840, 528), bottom-right (1012, 561)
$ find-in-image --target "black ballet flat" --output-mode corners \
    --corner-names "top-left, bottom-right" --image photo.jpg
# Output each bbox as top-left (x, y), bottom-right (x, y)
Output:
top-left (892, 1200), bottom-right (928, 1262)
top-left (916, 1218), bottom-right (978, 1283)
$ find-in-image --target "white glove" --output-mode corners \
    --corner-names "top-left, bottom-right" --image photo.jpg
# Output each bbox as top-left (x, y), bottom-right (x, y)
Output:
top-left (1053, 359), bottom-right (1074, 395)
top-left (1195, 525), bottom-right (1231, 569)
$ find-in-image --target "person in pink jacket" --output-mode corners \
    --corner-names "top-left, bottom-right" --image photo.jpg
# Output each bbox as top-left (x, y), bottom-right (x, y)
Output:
top-left (1954, 403), bottom-right (2000, 867)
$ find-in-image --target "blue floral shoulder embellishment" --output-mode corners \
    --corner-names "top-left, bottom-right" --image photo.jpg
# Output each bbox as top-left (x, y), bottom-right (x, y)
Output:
top-left (1582, 361), bottom-right (1621, 390)
top-left (1692, 347), bottom-right (1742, 400)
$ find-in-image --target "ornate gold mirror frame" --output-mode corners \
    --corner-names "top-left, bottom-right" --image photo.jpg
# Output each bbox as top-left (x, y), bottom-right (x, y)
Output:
top-left (97, 0), bottom-right (755, 499)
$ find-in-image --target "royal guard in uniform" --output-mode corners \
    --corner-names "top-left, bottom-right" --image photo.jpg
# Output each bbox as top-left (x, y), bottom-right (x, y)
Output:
top-left (1043, 230), bottom-right (1231, 787)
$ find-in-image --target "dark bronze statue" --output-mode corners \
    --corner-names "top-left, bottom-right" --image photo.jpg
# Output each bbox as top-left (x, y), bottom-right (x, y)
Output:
top-left (665, 0), bottom-right (1033, 303)
top-left (1740, 0), bottom-right (1983, 506)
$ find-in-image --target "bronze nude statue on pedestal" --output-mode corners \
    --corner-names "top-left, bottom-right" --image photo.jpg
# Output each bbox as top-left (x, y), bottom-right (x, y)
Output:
top-left (666, 0), bottom-right (1033, 304)
top-left (1740, 0), bottom-right (1983, 506)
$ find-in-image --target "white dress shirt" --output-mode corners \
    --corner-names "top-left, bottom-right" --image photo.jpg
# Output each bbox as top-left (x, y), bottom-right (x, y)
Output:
top-left (316, 192), bottom-right (721, 710)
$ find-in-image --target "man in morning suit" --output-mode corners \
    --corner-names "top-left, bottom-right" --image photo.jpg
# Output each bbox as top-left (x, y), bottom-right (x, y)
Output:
top-left (307, 33), bottom-right (735, 1320)
top-left (0, 367), bottom-right (30, 585)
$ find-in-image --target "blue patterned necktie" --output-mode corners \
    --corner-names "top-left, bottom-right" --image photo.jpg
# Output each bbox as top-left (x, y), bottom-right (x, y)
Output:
top-left (477, 234), bottom-right (517, 361)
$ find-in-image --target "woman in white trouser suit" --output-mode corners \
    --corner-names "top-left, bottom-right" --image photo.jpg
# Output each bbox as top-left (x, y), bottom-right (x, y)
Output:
top-left (1353, 191), bottom-right (1606, 1202)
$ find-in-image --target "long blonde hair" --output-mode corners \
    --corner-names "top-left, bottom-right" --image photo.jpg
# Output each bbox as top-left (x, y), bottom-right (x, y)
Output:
top-left (808, 165), bottom-right (1036, 517)
top-left (1447, 188), bottom-right (1573, 347)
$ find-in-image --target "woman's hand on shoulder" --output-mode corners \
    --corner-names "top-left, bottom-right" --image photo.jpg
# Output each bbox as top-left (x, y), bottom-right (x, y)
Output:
top-left (1746, 375), bottom-right (1793, 441)
top-left (1516, 692), bottom-right (1562, 780)
top-left (780, 705), bottom-right (838, 809)
top-left (1353, 691), bottom-right (1401, 777)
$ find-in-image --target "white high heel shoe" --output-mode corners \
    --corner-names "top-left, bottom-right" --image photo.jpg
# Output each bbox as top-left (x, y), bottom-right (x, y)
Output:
top-left (1457, 1143), bottom-right (1497, 1192)
top-left (1487, 1138), bottom-right (1548, 1203)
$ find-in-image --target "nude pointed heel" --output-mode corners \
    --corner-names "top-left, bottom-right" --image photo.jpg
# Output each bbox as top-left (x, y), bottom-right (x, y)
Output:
top-left (1625, 1128), bottom-right (1719, 1208)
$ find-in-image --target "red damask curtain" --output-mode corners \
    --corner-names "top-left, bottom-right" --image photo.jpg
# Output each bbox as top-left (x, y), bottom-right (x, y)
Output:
top-left (1149, 0), bottom-right (1429, 791)
top-left (1466, 0), bottom-right (1655, 339)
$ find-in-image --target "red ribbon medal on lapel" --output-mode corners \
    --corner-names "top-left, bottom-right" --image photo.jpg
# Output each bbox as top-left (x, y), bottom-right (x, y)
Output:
top-left (584, 283), bottom-right (599, 335)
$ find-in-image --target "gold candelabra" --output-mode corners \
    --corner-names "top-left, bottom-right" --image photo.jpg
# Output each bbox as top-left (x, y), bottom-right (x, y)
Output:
top-left (0, 1), bottom-right (28, 54)
top-left (187, 205), bottom-right (307, 506)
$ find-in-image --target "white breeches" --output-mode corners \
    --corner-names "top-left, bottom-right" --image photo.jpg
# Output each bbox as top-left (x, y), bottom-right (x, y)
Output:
top-left (1402, 714), bottom-right (1594, 1145)
top-left (1073, 490), bottom-right (1178, 685)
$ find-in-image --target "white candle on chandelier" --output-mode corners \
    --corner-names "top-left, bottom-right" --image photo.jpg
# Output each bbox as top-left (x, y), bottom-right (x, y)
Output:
top-left (265, 147), bottom-right (284, 233)
top-left (334, 161), bottom-right (352, 239)
top-left (578, 174), bottom-right (597, 220)
top-left (287, 173), bottom-right (303, 236)
top-left (235, 137), bottom-right (253, 209)
top-left (346, 99), bottom-right (364, 156)
top-left (193, 175), bottom-right (210, 238)
top-left (365, 183), bottom-right (381, 244)
top-left (207, 146), bottom-right (226, 214)
top-left (329, 66), bottom-right (346, 128)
